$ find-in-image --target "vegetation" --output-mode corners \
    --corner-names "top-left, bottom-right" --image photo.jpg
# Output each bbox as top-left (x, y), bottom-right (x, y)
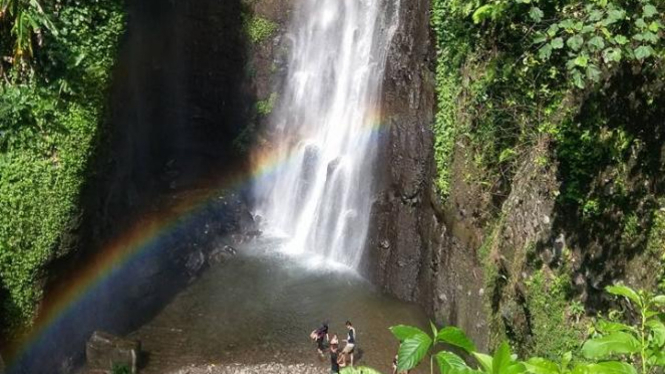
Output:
top-left (243, 13), bottom-right (278, 44)
top-left (256, 92), bottom-right (278, 116)
top-left (431, 0), bottom-right (665, 357)
top-left (0, 0), bottom-right (125, 330)
top-left (111, 363), bottom-right (131, 374)
top-left (349, 286), bottom-right (665, 374)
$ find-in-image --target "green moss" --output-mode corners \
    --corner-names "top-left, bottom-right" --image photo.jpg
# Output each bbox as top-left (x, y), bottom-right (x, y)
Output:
top-left (256, 92), bottom-right (278, 116)
top-left (525, 270), bottom-right (586, 360)
top-left (0, 2), bottom-right (125, 330)
top-left (648, 203), bottom-right (665, 291)
top-left (244, 14), bottom-right (278, 44)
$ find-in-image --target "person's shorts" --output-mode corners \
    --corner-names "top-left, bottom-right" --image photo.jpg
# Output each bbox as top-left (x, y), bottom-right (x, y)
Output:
top-left (317, 338), bottom-right (325, 350)
top-left (342, 343), bottom-right (355, 354)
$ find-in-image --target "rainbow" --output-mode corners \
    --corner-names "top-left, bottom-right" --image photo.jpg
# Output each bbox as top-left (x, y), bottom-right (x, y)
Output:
top-left (4, 111), bottom-right (388, 371)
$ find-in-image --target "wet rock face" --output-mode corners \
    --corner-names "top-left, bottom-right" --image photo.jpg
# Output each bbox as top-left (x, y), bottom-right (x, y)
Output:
top-left (86, 331), bottom-right (140, 374)
top-left (364, 0), bottom-right (436, 315)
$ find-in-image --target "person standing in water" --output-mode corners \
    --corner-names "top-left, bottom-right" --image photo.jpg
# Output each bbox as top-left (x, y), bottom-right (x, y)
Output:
top-left (330, 343), bottom-right (341, 374)
top-left (310, 322), bottom-right (329, 355)
top-left (342, 320), bottom-right (356, 366)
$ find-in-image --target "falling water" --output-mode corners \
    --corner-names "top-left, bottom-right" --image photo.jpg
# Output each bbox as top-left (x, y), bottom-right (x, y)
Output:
top-left (254, 0), bottom-right (400, 269)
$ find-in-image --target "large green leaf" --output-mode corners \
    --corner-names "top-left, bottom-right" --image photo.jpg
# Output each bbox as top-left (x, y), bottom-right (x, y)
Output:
top-left (506, 363), bottom-right (528, 374)
top-left (493, 342), bottom-right (512, 374)
top-left (436, 351), bottom-right (480, 374)
top-left (581, 332), bottom-right (641, 359)
top-left (646, 319), bottom-right (665, 347)
top-left (472, 4), bottom-right (494, 24)
top-left (397, 332), bottom-right (433, 371)
top-left (652, 295), bottom-right (665, 306)
top-left (437, 327), bottom-right (477, 353)
top-left (584, 362), bottom-right (637, 374)
top-left (473, 353), bottom-right (494, 373)
top-left (606, 286), bottom-right (641, 306)
top-left (341, 366), bottom-right (385, 374)
top-left (390, 325), bottom-right (427, 341)
top-left (524, 357), bottom-right (559, 374)
top-left (596, 320), bottom-right (634, 334)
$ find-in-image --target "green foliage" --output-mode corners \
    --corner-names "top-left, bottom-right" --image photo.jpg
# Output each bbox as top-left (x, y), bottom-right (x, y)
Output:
top-left (583, 285), bottom-right (665, 374)
top-left (256, 92), bottom-right (278, 116)
top-left (111, 364), bottom-right (131, 374)
top-left (357, 286), bottom-right (663, 374)
top-left (0, 0), bottom-right (56, 65)
top-left (532, 1), bottom-right (664, 89)
top-left (243, 14), bottom-right (277, 44)
top-left (525, 271), bottom-right (586, 360)
top-left (647, 205), bottom-right (665, 291)
top-left (0, 0), bottom-right (125, 330)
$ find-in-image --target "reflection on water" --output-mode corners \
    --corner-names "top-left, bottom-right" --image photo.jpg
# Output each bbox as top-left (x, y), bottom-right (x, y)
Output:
top-left (130, 238), bottom-right (429, 373)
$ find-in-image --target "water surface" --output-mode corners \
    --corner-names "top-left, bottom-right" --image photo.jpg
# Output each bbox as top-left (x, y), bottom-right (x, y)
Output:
top-left (130, 239), bottom-right (429, 373)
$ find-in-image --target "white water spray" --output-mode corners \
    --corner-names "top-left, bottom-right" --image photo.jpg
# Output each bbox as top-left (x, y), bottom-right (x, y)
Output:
top-left (254, 0), bottom-right (400, 269)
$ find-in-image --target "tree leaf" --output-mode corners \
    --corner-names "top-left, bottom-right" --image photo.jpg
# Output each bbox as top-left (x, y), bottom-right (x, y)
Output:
top-left (588, 36), bottom-right (605, 51)
top-left (551, 38), bottom-right (564, 49)
top-left (606, 285), bottom-right (641, 306)
top-left (437, 326), bottom-right (477, 353)
top-left (539, 44), bottom-right (553, 60)
top-left (603, 48), bottom-right (622, 63)
top-left (643, 4), bottom-right (658, 19)
top-left (586, 64), bottom-right (601, 83)
top-left (397, 333), bottom-right (432, 371)
top-left (646, 319), bottom-right (665, 347)
top-left (473, 4), bottom-right (494, 24)
top-left (493, 342), bottom-right (512, 374)
top-left (473, 352), bottom-right (494, 373)
top-left (652, 295), bottom-right (665, 306)
top-left (436, 351), bottom-right (479, 374)
top-left (566, 35), bottom-right (584, 51)
top-left (390, 325), bottom-right (427, 341)
top-left (430, 321), bottom-right (438, 340)
top-left (596, 320), bottom-right (634, 334)
top-left (575, 55), bottom-right (589, 67)
top-left (561, 352), bottom-right (572, 370)
top-left (524, 357), bottom-right (559, 374)
top-left (559, 19), bottom-right (575, 30)
top-left (614, 35), bottom-right (629, 45)
top-left (634, 45), bottom-right (655, 60)
top-left (506, 363), bottom-right (528, 374)
top-left (584, 362), bottom-right (637, 374)
top-left (529, 7), bottom-right (544, 22)
top-left (572, 69), bottom-right (585, 89)
top-left (581, 332), bottom-right (641, 359)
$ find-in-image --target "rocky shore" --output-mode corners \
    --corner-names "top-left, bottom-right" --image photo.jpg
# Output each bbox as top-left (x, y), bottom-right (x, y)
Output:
top-left (167, 363), bottom-right (326, 374)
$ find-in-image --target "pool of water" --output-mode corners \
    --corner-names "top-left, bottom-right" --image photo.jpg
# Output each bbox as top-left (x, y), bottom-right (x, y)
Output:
top-left (129, 238), bottom-right (430, 373)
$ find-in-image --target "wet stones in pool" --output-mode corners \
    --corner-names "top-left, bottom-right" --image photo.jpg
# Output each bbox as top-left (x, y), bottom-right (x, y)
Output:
top-left (168, 363), bottom-right (326, 374)
top-left (86, 331), bottom-right (141, 373)
top-left (208, 245), bottom-right (238, 265)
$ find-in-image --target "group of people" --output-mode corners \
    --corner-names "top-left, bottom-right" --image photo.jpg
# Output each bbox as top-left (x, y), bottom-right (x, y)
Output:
top-left (310, 320), bottom-right (356, 374)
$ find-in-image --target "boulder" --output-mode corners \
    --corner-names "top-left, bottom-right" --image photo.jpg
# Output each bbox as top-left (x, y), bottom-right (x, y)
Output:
top-left (86, 331), bottom-right (140, 374)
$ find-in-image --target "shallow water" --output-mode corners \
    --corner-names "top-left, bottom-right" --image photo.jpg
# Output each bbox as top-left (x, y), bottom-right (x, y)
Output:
top-left (130, 238), bottom-right (430, 373)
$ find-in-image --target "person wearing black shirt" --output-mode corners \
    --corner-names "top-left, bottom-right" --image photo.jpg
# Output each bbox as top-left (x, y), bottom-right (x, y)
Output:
top-left (330, 344), bottom-right (341, 374)
top-left (310, 322), bottom-right (329, 355)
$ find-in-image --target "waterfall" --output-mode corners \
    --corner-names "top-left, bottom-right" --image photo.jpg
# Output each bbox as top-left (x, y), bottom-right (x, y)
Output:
top-left (253, 0), bottom-right (400, 269)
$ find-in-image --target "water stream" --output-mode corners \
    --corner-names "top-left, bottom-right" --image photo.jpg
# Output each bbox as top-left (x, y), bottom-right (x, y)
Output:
top-left (254, 0), bottom-right (400, 267)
